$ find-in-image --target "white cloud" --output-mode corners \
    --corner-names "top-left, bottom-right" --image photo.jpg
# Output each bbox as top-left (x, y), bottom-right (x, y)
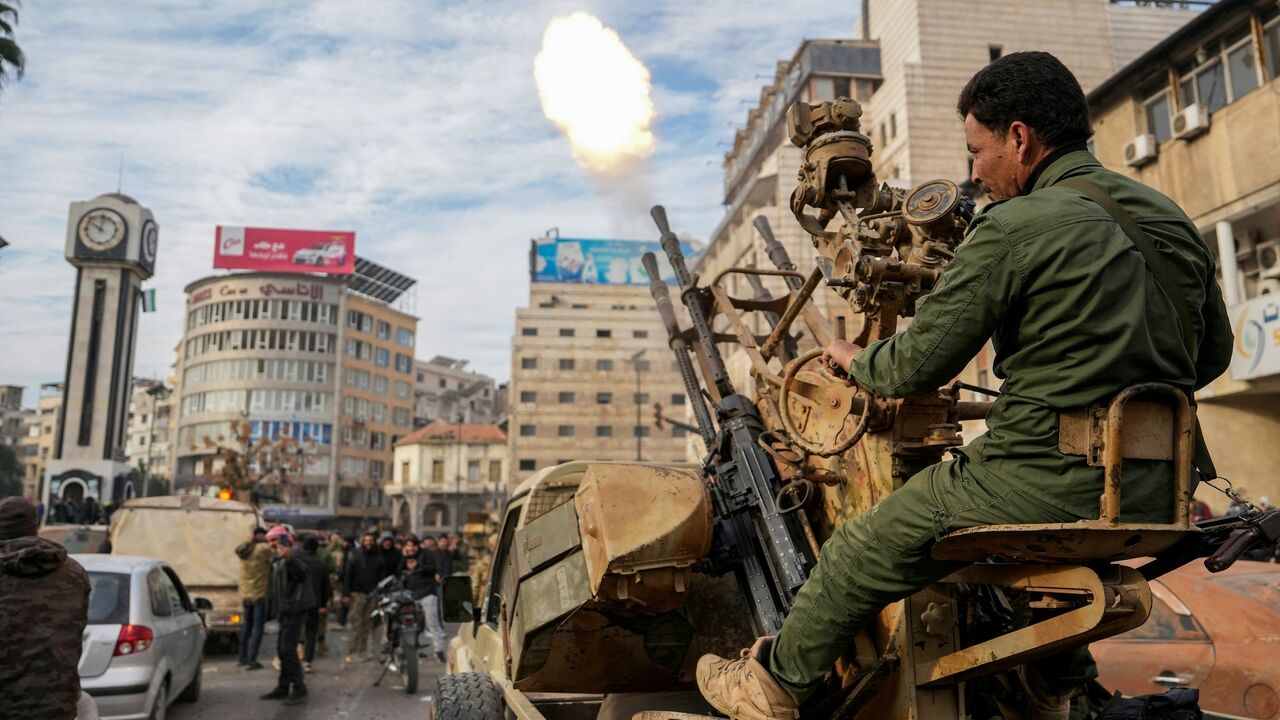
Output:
top-left (0, 1), bottom-right (853, 400)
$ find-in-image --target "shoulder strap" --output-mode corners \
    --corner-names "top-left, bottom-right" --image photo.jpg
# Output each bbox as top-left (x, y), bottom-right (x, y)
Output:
top-left (1056, 177), bottom-right (1216, 483)
top-left (1057, 177), bottom-right (1197, 356)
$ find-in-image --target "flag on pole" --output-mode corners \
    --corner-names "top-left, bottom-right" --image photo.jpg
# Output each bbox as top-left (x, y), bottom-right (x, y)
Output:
top-left (141, 288), bottom-right (157, 313)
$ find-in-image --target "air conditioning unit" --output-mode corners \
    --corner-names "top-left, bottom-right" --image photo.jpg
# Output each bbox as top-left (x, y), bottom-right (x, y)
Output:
top-left (1123, 134), bottom-right (1158, 167)
top-left (1172, 104), bottom-right (1210, 140)
top-left (1257, 277), bottom-right (1280, 296)
top-left (1257, 239), bottom-right (1280, 279)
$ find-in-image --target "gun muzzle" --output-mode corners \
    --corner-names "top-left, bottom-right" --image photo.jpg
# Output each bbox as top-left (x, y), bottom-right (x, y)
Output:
top-left (643, 252), bottom-right (683, 345)
top-left (651, 205), bottom-right (692, 288)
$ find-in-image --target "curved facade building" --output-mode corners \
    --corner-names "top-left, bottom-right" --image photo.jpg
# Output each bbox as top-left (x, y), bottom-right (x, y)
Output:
top-left (174, 273), bottom-right (343, 513)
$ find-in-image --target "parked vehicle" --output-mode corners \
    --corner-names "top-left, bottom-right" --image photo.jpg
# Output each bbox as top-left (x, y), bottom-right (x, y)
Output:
top-left (1093, 559), bottom-right (1280, 720)
top-left (40, 524), bottom-right (109, 553)
top-left (371, 574), bottom-right (422, 694)
top-left (109, 495), bottom-right (261, 649)
top-left (75, 554), bottom-right (208, 720)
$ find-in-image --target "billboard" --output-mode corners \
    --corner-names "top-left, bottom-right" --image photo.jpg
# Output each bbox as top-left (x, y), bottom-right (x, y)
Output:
top-left (531, 236), bottom-right (703, 285)
top-left (214, 226), bottom-right (355, 275)
top-left (1230, 294), bottom-right (1280, 381)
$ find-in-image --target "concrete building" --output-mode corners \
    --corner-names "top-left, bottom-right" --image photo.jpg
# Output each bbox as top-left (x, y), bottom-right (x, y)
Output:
top-left (22, 384), bottom-right (63, 501)
top-left (1086, 0), bottom-right (1280, 510)
top-left (413, 356), bottom-right (500, 427)
top-left (387, 420), bottom-right (507, 536)
top-left (172, 264), bottom-right (418, 531)
top-left (509, 275), bottom-right (692, 486)
top-left (0, 385), bottom-right (35, 497)
top-left (123, 378), bottom-right (173, 487)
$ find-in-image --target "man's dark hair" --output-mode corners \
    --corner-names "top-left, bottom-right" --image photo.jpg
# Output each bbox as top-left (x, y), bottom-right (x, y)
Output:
top-left (956, 51), bottom-right (1091, 147)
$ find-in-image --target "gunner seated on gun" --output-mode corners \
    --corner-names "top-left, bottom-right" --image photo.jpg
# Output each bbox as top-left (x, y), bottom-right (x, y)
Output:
top-left (695, 51), bottom-right (1233, 720)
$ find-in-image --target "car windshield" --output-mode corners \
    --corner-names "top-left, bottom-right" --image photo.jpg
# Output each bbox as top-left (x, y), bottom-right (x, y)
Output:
top-left (1209, 573), bottom-right (1280, 607)
top-left (54, 529), bottom-right (104, 554)
top-left (87, 572), bottom-right (131, 625)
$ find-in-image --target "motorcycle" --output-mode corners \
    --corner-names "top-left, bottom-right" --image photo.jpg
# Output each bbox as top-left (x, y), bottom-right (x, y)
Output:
top-left (370, 575), bottom-right (423, 694)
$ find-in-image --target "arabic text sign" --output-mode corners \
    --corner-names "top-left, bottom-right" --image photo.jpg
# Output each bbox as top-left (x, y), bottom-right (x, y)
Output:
top-left (214, 226), bottom-right (356, 275)
top-left (1229, 294), bottom-right (1280, 381)
top-left (532, 236), bottom-right (702, 285)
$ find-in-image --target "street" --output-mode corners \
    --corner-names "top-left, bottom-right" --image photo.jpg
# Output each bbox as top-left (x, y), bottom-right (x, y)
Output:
top-left (171, 627), bottom-right (442, 720)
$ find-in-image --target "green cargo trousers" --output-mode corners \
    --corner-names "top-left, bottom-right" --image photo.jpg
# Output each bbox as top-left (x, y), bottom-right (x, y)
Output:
top-left (769, 457), bottom-right (1097, 703)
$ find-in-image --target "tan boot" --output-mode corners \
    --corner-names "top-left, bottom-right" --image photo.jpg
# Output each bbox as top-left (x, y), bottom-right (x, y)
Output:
top-left (696, 637), bottom-right (799, 720)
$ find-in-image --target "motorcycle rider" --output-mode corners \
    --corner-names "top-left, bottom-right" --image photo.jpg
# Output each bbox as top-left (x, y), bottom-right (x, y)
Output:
top-left (397, 535), bottom-right (446, 661)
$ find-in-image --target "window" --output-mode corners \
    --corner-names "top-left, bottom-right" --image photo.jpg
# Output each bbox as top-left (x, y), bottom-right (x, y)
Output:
top-left (520, 391), bottom-right (536, 403)
top-left (396, 328), bottom-right (414, 347)
top-left (373, 376), bottom-right (388, 396)
top-left (393, 380), bottom-right (411, 399)
top-left (671, 393), bottom-right (686, 405)
top-left (369, 460), bottom-right (385, 481)
top-left (1143, 90), bottom-right (1173, 143)
top-left (370, 431), bottom-right (386, 451)
top-left (489, 460), bottom-right (502, 484)
top-left (1182, 58), bottom-right (1227, 113)
top-left (988, 44), bottom-right (1002, 62)
top-left (558, 391), bottom-right (575, 403)
top-left (432, 460), bottom-right (444, 483)
top-left (401, 460), bottom-right (410, 483)
top-left (673, 426), bottom-right (687, 438)
top-left (559, 359), bottom-right (575, 370)
top-left (812, 75), bottom-right (851, 102)
top-left (596, 329), bottom-right (612, 338)
top-left (633, 330), bottom-right (648, 339)
top-left (1267, 18), bottom-right (1280, 80)
top-left (467, 460), bottom-right (481, 482)
top-left (634, 392), bottom-right (650, 404)
top-left (438, 378), bottom-right (447, 388)
top-left (522, 327), bottom-right (538, 336)
top-left (633, 426), bottom-right (650, 437)
top-left (376, 320), bottom-right (391, 340)
top-left (596, 425), bottom-right (612, 437)
top-left (559, 328), bottom-right (575, 337)
top-left (596, 359), bottom-right (614, 371)
top-left (634, 360), bottom-right (651, 372)
top-left (393, 408), bottom-right (411, 427)
top-left (519, 424), bottom-right (536, 436)
top-left (395, 353), bottom-right (412, 374)
top-left (596, 392), bottom-right (612, 404)
top-left (521, 357), bottom-right (537, 370)
top-left (558, 425), bottom-right (575, 437)
top-left (518, 459), bottom-right (536, 471)
top-left (375, 348), bottom-right (390, 368)
top-left (888, 113), bottom-right (896, 141)
top-left (1226, 39), bottom-right (1259, 101)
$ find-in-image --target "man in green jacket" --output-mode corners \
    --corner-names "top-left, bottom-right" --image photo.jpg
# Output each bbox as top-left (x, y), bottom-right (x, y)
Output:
top-left (697, 51), bottom-right (1233, 720)
top-left (235, 526), bottom-right (274, 670)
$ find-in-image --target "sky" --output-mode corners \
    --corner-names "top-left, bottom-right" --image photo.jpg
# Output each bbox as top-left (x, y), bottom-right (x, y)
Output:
top-left (0, 1), bottom-right (851, 402)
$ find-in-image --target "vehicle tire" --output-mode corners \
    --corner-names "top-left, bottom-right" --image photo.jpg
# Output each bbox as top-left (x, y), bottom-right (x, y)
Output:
top-left (432, 673), bottom-right (503, 720)
top-left (402, 631), bottom-right (419, 694)
top-left (148, 679), bottom-right (168, 720)
top-left (176, 658), bottom-right (202, 703)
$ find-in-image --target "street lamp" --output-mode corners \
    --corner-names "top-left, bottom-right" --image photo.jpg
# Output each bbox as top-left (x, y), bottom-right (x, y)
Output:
top-left (628, 349), bottom-right (646, 461)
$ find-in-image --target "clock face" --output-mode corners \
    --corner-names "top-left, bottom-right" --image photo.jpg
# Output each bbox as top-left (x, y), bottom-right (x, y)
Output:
top-left (77, 208), bottom-right (127, 252)
top-left (141, 221), bottom-right (158, 265)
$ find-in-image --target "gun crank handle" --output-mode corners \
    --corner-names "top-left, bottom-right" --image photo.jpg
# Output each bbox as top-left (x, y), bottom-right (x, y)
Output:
top-left (1205, 526), bottom-right (1259, 572)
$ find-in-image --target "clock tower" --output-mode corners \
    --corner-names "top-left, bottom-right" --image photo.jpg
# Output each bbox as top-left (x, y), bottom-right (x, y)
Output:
top-left (45, 192), bottom-right (159, 510)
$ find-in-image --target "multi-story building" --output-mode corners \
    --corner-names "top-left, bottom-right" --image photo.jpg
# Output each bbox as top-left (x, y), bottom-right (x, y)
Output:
top-left (172, 262), bottom-right (418, 531)
top-left (509, 239), bottom-right (693, 485)
top-left (387, 420), bottom-right (507, 536)
top-left (123, 378), bottom-right (174, 487)
top-left (25, 384), bottom-right (63, 501)
top-left (413, 356), bottom-right (500, 426)
top-left (0, 385), bottom-right (36, 497)
top-left (1086, 0), bottom-right (1280, 510)
top-left (336, 293), bottom-right (418, 529)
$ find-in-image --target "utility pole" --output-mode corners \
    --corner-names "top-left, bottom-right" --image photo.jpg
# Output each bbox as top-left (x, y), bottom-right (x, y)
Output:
top-left (629, 349), bottom-right (646, 461)
top-left (454, 413), bottom-right (464, 534)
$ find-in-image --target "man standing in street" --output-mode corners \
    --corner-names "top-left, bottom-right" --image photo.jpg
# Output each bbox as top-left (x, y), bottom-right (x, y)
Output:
top-left (341, 532), bottom-right (382, 662)
top-left (449, 531), bottom-right (470, 576)
top-left (0, 496), bottom-right (91, 719)
top-left (262, 527), bottom-right (315, 705)
top-left (298, 535), bottom-right (332, 673)
top-left (696, 51), bottom-right (1232, 720)
top-left (235, 526), bottom-right (273, 670)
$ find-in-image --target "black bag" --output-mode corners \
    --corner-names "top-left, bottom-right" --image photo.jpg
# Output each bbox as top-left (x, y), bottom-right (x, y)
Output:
top-left (1096, 688), bottom-right (1202, 720)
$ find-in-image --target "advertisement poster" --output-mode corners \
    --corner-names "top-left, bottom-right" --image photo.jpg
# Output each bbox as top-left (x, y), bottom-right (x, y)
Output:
top-left (532, 236), bottom-right (703, 285)
top-left (1230, 293), bottom-right (1280, 381)
top-left (214, 226), bottom-right (356, 275)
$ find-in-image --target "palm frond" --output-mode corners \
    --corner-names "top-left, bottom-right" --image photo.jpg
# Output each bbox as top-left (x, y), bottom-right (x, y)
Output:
top-left (0, 37), bottom-right (22, 81)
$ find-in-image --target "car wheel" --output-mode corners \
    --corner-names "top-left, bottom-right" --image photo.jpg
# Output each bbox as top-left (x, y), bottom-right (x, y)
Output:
top-left (149, 680), bottom-right (168, 720)
top-left (177, 658), bottom-right (202, 703)
top-left (431, 673), bottom-right (503, 720)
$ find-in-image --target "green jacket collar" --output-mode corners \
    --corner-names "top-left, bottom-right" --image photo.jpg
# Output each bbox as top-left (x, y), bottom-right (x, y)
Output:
top-left (1027, 148), bottom-right (1101, 194)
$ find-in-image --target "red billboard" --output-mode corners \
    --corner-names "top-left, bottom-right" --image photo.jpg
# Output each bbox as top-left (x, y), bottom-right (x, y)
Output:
top-left (214, 226), bottom-right (356, 275)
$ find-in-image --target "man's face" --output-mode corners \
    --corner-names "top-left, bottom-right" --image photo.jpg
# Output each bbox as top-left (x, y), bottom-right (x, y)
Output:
top-left (380, 538), bottom-right (393, 551)
top-left (403, 541), bottom-right (418, 557)
top-left (965, 113), bottom-right (1025, 202)
top-left (361, 535), bottom-right (375, 551)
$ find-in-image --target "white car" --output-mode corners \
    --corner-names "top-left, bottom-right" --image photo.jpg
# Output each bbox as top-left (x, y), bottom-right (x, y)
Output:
top-left (75, 555), bottom-right (207, 720)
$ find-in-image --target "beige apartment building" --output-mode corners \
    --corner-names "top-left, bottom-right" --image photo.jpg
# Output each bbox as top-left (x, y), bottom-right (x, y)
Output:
top-left (509, 282), bottom-right (692, 485)
top-left (1087, 0), bottom-right (1280, 510)
top-left (387, 420), bottom-right (507, 536)
top-left (413, 355), bottom-right (500, 426)
top-left (20, 385), bottom-right (63, 500)
top-left (124, 378), bottom-right (173, 485)
top-left (173, 265), bottom-right (418, 531)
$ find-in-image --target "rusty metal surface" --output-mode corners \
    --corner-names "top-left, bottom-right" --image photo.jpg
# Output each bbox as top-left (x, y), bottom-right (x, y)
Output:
top-left (1058, 401), bottom-right (1175, 462)
top-left (931, 523), bottom-right (1197, 563)
top-left (574, 464), bottom-right (712, 612)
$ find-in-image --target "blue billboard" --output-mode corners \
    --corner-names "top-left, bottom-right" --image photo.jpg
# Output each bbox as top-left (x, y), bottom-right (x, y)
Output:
top-left (532, 236), bottom-right (703, 285)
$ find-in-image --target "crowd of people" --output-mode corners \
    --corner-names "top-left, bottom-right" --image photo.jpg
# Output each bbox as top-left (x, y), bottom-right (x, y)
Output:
top-left (234, 524), bottom-right (473, 706)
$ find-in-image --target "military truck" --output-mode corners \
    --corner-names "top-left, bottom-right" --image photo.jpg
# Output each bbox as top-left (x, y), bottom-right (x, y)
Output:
top-left (110, 494), bottom-right (262, 650)
top-left (435, 96), bottom-right (1280, 720)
